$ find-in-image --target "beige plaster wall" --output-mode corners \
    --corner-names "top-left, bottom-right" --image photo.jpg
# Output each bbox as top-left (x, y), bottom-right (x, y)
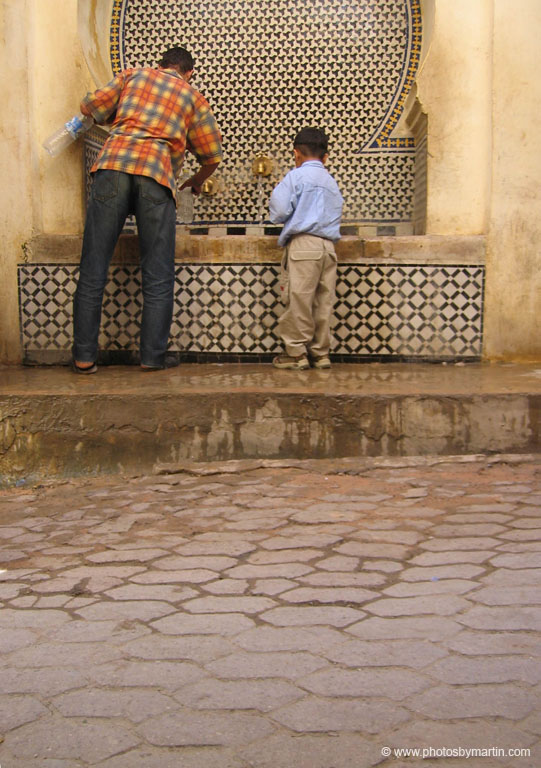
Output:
top-left (483, 0), bottom-right (541, 360)
top-left (0, 0), bottom-right (93, 363)
top-left (78, 0), bottom-right (114, 88)
top-left (417, 0), bottom-right (492, 235)
top-left (0, 0), bottom-right (34, 363)
top-left (35, 0), bottom-right (95, 234)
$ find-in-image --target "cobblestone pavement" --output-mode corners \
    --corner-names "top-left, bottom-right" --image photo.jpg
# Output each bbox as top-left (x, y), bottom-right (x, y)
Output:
top-left (0, 455), bottom-right (540, 768)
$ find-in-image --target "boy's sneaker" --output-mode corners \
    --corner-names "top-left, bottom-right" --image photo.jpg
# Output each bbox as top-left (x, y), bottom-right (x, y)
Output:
top-left (311, 355), bottom-right (331, 369)
top-left (273, 353), bottom-right (310, 370)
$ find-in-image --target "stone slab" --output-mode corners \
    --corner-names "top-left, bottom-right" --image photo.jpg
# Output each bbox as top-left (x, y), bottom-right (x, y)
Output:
top-left (2, 363), bottom-right (541, 485)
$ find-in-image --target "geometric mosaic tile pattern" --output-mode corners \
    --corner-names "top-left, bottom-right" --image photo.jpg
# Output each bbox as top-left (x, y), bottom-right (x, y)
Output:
top-left (173, 265), bottom-right (280, 354)
top-left (18, 267), bottom-right (77, 353)
top-left (334, 265), bottom-right (484, 356)
top-left (19, 263), bottom-right (483, 360)
top-left (106, 0), bottom-right (421, 225)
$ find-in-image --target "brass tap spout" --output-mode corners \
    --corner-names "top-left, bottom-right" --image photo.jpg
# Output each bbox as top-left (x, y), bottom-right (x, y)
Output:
top-left (201, 177), bottom-right (219, 196)
top-left (252, 153), bottom-right (273, 177)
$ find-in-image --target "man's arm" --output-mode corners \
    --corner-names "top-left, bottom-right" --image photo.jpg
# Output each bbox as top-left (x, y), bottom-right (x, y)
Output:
top-left (179, 162), bottom-right (220, 194)
top-left (80, 72), bottom-right (125, 125)
top-left (183, 96), bottom-right (223, 193)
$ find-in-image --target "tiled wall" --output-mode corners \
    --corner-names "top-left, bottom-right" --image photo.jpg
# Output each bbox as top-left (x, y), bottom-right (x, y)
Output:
top-left (19, 261), bottom-right (484, 363)
top-left (107, 0), bottom-right (421, 227)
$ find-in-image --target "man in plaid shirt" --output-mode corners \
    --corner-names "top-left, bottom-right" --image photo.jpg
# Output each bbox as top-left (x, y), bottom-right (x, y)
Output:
top-left (72, 46), bottom-right (223, 372)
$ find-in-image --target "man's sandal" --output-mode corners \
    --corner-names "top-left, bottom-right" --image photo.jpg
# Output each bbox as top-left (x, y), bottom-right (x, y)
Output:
top-left (72, 361), bottom-right (98, 375)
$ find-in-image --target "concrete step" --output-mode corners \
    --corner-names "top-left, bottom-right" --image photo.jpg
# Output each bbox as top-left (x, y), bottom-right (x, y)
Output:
top-left (1, 362), bottom-right (541, 486)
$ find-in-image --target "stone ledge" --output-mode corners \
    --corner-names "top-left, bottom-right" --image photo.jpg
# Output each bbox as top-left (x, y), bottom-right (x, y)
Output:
top-left (362, 235), bottom-right (486, 265)
top-left (1, 362), bottom-right (539, 486)
top-left (23, 234), bottom-right (486, 265)
top-left (1, 390), bottom-right (538, 486)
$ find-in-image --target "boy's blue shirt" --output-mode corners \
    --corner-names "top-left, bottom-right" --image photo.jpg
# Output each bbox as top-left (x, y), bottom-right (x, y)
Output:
top-left (269, 160), bottom-right (343, 247)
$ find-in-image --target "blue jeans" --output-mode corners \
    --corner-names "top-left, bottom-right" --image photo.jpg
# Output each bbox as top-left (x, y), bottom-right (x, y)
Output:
top-left (73, 170), bottom-right (176, 367)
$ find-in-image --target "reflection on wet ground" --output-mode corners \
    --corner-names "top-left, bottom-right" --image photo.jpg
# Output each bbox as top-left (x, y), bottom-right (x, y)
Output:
top-left (1, 362), bottom-right (541, 397)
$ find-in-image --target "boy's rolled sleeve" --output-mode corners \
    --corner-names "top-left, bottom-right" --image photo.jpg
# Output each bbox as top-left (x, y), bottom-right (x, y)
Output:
top-left (81, 73), bottom-right (125, 124)
top-left (269, 177), bottom-right (295, 223)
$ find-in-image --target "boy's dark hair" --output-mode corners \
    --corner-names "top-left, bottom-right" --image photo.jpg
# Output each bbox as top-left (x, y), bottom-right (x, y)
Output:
top-left (159, 46), bottom-right (194, 73)
top-left (293, 127), bottom-right (328, 159)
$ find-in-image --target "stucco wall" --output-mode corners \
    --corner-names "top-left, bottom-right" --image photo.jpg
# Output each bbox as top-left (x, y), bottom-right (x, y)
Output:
top-left (0, 0), bottom-right (93, 363)
top-left (483, 0), bottom-right (541, 360)
top-left (416, 0), bottom-right (492, 235)
top-left (36, 0), bottom-right (94, 233)
top-left (0, 0), bottom-right (34, 362)
top-left (417, 0), bottom-right (541, 360)
top-left (77, 0), bottom-right (113, 89)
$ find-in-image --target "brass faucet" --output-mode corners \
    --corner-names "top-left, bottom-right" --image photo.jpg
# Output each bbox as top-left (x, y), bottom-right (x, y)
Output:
top-left (252, 153), bottom-right (273, 177)
top-left (201, 177), bottom-right (219, 195)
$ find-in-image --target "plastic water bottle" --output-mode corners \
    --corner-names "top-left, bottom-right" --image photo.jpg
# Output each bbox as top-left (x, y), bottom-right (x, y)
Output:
top-left (42, 113), bottom-right (94, 157)
top-left (176, 185), bottom-right (194, 224)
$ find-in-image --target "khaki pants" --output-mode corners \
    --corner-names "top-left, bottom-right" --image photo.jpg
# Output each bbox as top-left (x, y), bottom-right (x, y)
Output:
top-left (278, 233), bottom-right (337, 357)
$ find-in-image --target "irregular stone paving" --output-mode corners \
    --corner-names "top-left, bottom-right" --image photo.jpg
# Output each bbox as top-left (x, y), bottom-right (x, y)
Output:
top-left (0, 454), bottom-right (540, 768)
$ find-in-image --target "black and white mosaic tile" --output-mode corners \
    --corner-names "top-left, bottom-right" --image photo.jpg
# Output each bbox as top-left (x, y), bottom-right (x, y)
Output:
top-left (19, 263), bottom-right (484, 361)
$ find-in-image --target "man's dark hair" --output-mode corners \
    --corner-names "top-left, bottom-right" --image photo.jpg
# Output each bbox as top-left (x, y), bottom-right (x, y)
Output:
top-left (159, 46), bottom-right (194, 73)
top-left (293, 127), bottom-right (328, 159)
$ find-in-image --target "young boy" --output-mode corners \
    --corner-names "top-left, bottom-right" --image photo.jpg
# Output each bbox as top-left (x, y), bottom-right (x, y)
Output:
top-left (269, 128), bottom-right (343, 370)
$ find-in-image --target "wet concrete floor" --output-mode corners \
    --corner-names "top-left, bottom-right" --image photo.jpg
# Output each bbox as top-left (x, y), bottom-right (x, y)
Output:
top-left (0, 453), bottom-right (539, 767)
top-left (2, 361), bottom-right (541, 397)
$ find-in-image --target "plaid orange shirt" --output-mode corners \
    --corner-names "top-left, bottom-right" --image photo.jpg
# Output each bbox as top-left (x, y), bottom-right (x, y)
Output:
top-left (81, 68), bottom-right (223, 193)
